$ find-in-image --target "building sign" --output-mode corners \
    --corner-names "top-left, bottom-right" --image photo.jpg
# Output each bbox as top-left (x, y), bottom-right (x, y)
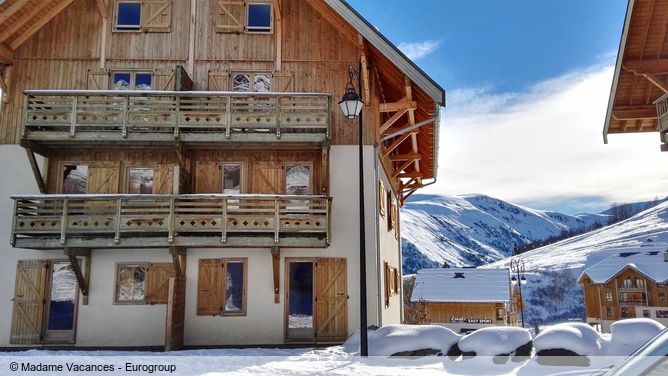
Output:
top-left (450, 317), bottom-right (493, 324)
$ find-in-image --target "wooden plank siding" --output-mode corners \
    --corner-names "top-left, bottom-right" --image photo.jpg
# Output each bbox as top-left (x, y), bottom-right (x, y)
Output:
top-left (424, 302), bottom-right (505, 325)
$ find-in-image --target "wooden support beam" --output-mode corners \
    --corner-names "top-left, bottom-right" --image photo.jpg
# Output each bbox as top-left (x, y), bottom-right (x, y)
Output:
top-left (389, 153), bottom-right (421, 162)
top-left (0, 43), bottom-right (14, 65)
top-left (273, 0), bottom-right (282, 71)
top-left (358, 34), bottom-right (371, 105)
top-left (382, 131), bottom-right (416, 158)
top-left (392, 160), bottom-right (414, 179)
top-left (401, 188), bottom-right (419, 205)
top-left (25, 148), bottom-right (46, 193)
top-left (379, 108), bottom-right (408, 135)
top-left (612, 105), bottom-right (658, 120)
top-left (624, 59), bottom-right (668, 74)
top-left (0, 0), bottom-right (31, 25)
top-left (304, 0), bottom-right (359, 46)
top-left (379, 100), bottom-right (417, 113)
top-left (170, 247), bottom-right (186, 276)
top-left (0, 0), bottom-right (52, 43)
top-left (271, 246), bottom-right (280, 304)
top-left (64, 248), bottom-right (90, 299)
top-left (397, 172), bottom-right (423, 179)
top-left (381, 117), bottom-right (433, 141)
top-left (9, 0), bottom-right (76, 50)
top-left (99, 17), bottom-right (108, 68)
top-left (95, 0), bottom-right (108, 18)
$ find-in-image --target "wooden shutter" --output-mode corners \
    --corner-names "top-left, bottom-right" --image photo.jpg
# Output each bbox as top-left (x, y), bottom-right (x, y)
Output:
top-left (207, 70), bottom-right (229, 91)
top-left (153, 69), bottom-right (176, 91)
top-left (384, 261), bottom-right (390, 307)
top-left (195, 161), bottom-right (221, 193)
top-left (87, 70), bottom-right (109, 89)
top-left (87, 162), bottom-right (120, 194)
top-left (315, 258), bottom-right (347, 342)
top-left (197, 259), bottom-right (223, 315)
top-left (142, 0), bottom-right (173, 32)
top-left (215, 0), bottom-right (245, 33)
top-left (393, 268), bottom-right (400, 294)
top-left (10, 260), bottom-right (48, 345)
top-left (145, 263), bottom-right (175, 304)
top-left (273, 71), bottom-right (294, 92)
top-left (154, 165), bottom-right (174, 194)
top-left (251, 162), bottom-right (283, 194)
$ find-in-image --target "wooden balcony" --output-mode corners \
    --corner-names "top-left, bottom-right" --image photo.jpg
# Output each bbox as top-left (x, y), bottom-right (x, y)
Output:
top-left (11, 194), bottom-right (332, 249)
top-left (655, 93), bottom-right (668, 133)
top-left (21, 90), bottom-right (331, 152)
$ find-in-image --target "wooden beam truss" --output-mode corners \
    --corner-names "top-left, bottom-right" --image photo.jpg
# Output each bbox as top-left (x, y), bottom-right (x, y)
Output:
top-left (64, 248), bottom-right (91, 304)
top-left (25, 148), bottom-right (46, 194)
top-left (271, 246), bottom-right (280, 303)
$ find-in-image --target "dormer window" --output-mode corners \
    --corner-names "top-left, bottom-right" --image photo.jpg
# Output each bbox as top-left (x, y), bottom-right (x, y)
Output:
top-left (247, 2), bottom-right (272, 33)
top-left (115, 1), bottom-right (142, 31)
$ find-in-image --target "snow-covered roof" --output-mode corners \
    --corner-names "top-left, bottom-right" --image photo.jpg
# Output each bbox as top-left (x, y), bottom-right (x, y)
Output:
top-left (410, 268), bottom-right (511, 303)
top-left (578, 250), bottom-right (668, 284)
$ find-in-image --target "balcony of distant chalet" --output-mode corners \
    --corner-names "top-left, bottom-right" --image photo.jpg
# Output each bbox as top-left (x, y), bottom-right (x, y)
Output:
top-left (20, 90), bottom-right (331, 152)
top-left (11, 194), bottom-right (331, 249)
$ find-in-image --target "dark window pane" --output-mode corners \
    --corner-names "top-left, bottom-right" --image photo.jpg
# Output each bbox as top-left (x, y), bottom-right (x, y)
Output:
top-left (47, 263), bottom-right (77, 331)
top-left (248, 4), bottom-right (271, 30)
top-left (128, 169), bottom-right (154, 194)
top-left (225, 262), bottom-right (244, 312)
top-left (288, 262), bottom-right (313, 329)
top-left (117, 2), bottom-right (141, 28)
top-left (113, 73), bottom-right (132, 90)
top-left (62, 165), bottom-right (88, 194)
top-left (135, 73), bottom-right (152, 90)
top-left (223, 164), bottom-right (241, 194)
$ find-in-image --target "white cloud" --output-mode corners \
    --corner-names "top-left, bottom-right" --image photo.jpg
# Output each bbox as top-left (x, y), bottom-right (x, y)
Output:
top-left (398, 40), bottom-right (440, 61)
top-left (422, 65), bottom-right (668, 213)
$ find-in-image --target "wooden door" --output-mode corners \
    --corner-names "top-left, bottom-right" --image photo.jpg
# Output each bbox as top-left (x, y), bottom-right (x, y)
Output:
top-left (195, 161), bottom-right (221, 193)
top-left (153, 165), bottom-right (174, 194)
top-left (86, 162), bottom-right (120, 194)
top-left (315, 258), bottom-right (348, 342)
top-left (251, 162), bottom-right (283, 194)
top-left (10, 260), bottom-right (48, 344)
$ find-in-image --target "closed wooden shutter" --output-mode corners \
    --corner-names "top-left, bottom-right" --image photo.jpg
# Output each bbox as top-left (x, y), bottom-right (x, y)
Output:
top-left (197, 259), bottom-right (223, 315)
top-left (153, 69), bottom-right (176, 91)
top-left (145, 263), bottom-right (175, 304)
top-left (142, 0), bottom-right (172, 33)
top-left (10, 260), bottom-right (48, 345)
top-left (207, 70), bottom-right (229, 91)
top-left (154, 165), bottom-right (174, 194)
top-left (87, 162), bottom-right (120, 194)
top-left (215, 0), bottom-right (245, 33)
top-left (315, 258), bottom-right (347, 342)
top-left (273, 71), bottom-right (294, 92)
top-left (251, 162), bottom-right (282, 194)
top-left (195, 161), bottom-right (221, 193)
top-left (87, 70), bottom-right (110, 89)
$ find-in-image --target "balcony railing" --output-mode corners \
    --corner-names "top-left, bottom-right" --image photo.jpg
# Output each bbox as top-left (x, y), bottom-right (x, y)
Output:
top-left (11, 194), bottom-right (332, 249)
top-left (655, 93), bottom-right (668, 133)
top-left (617, 287), bottom-right (646, 293)
top-left (618, 299), bottom-right (648, 307)
top-left (22, 90), bottom-right (331, 148)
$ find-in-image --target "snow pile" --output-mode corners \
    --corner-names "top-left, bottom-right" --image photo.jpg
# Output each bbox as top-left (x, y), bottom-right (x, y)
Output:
top-left (457, 327), bottom-right (532, 356)
top-left (533, 323), bottom-right (603, 356)
top-left (605, 318), bottom-right (666, 355)
top-left (343, 325), bottom-right (461, 356)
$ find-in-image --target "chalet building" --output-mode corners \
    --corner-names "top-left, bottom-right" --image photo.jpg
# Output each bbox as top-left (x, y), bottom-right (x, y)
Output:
top-left (579, 250), bottom-right (668, 332)
top-left (0, 0), bottom-right (444, 348)
top-left (603, 0), bottom-right (668, 150)
top-left (410, 268), bottom-right (520, 333)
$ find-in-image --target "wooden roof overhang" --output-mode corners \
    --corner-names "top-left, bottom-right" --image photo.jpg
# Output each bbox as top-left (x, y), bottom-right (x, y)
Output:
top-left (604, 0), bottom-right (668, 146)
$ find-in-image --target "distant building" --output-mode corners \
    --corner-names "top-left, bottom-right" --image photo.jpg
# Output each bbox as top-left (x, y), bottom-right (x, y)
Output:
top-left (579, 250), bottom-right (668, 332)
top-left (410, 268), bottom-right (521, 333)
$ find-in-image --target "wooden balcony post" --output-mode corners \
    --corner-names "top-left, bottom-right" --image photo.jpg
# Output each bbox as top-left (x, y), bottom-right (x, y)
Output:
top-left (326, 97), bottom-right (331, 140)
top-left (221, 197), bottom-right (228, 243)
top-left (225, 96), bottom-right (232, 139)
top-left (69, 96), bottom-right (78, 138)
top-left (173, 95), bottom-right (180, 139)
top-left (276, 96), bottom-right (282, 139)
top-left (10, 199), bottom-right (17, 246)
top-left (327, 198), bottom-right (332, 245)
top-left (274, 198), bottom-right (280, 244)
top-left (168, 197), bottom-right (176, 244)
top-left (122, 96), bottom-right (129, 138)
top-left (114, 198), bottom-right (122, 244)
top-left (21, 95), bottom-right (29, 137)
top-left (60, 199), bottom-right (68, 245)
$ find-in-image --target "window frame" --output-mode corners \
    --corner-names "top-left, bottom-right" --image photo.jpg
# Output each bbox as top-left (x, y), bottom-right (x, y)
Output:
top-left (605, 291), bottom-right (613, 302)
top-left (113, 0), bottom-right (142, 32)
top-left (114, 263), bottom-right (149, 305)
top-left (221, 162), bottom-right (245, 194)
top-left (125, 166), bottom-right (156, 194)
top-left (197, 258), bottom-right (248, 316)
top-left (283, 162), bottom-right (313, 195)
top-left (59, 161), bottom-right (90, 194)
top-left (246, 1), bottom-right (273, 34)
top-left (230, 71), bottom-right (273, 92)
top-left (110, 70), bottom-right (154, 90)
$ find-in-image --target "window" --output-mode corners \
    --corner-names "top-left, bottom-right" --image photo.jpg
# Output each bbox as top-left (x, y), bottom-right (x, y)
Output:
top-left (115, 1), bottom-right (142, 31)
top-left (606, 307), bottom-right (613, 317)
top-left (624, 278), bottom-right (632, 288)
top-left (660, 292), bottom-right (666, 304)
top-left (247, 2), bottom-right (272, 33)
top-left (114, 263), bottom-right (173, 304)
top-left (643, 310), bottom-right (652, 318)
top-left (112, 71), bottom-right (153, 90)
top-left (222, 163), bottom-right (242, 194)
top-left (285, 164), bottom-right (311, 195)
top-left (127, 168), bottom-right (154, 194)
top-left (636, 278), bottom-right (644, 288)
top-left (497, 308), bottom-right (504, 321)
top-left (605, 292), bottom-right (613, 302)
top-left (384, 262), bottom-right (391, 308)
top-left (378, 181), bottom-right (386, 218)
top-left (657, 310), bottom-right (668, 319)
top-left (62, 164), bottom-right (88, 194)
top-left (231, 72), bottom-right (271, 92)
top-left (197, 258), bottom-right (247, 316)
top-left (393, 267), bottom-right (400, 294)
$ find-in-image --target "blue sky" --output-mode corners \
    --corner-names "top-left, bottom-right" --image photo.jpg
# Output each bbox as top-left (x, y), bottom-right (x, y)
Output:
top-left (349, 0), bottom-right (668, 214)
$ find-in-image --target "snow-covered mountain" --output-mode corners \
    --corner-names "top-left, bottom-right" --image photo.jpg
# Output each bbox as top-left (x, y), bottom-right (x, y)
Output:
top-left (401, 194), bottom-right (611, 273)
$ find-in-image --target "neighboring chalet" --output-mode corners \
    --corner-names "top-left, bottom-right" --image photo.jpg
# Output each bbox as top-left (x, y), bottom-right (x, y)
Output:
top-left (579, 250), bottom-right (668, 332)
top-left (410, 268), bottom-right (520, 333)
top-left (0, 0), bottom-right (444, 348)
top-left (603, 0), bottom-right (668, 150)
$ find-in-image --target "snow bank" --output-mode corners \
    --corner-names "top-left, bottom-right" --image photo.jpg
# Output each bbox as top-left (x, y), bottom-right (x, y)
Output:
top-left (457, 327), bottom-right (532, 356)
top-left (533, 323), bottom-right (603, 356)
top-left (605, 318), bottom-right (666, 355)
top-left (343, 325), bottom-right (461, 356)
